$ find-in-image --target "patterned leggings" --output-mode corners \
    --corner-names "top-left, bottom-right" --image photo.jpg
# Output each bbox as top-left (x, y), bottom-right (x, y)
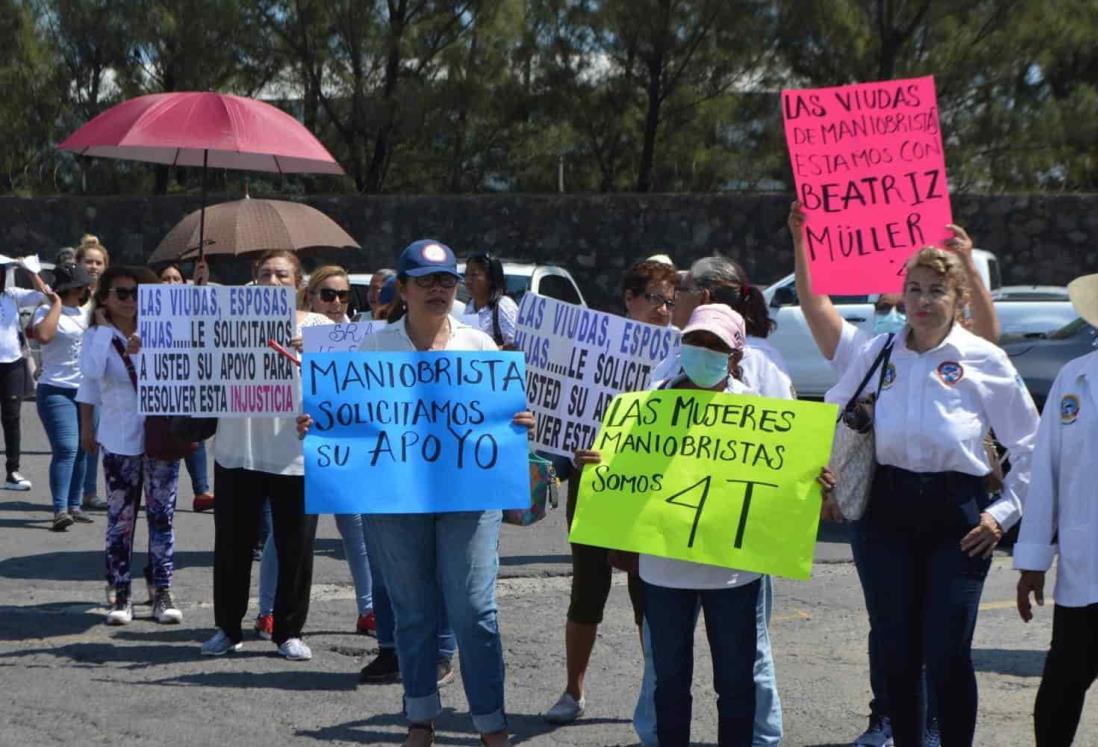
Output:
top-left (103, 449), bottom-right (181, 592)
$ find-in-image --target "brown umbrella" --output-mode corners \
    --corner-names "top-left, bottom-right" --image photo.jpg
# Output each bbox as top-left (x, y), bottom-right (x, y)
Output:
top-left (149, 198), bottom-right (360, 263)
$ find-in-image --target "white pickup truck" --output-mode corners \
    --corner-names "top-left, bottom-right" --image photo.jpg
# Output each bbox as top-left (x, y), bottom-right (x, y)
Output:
top-left (762, 249), bottom-right (1077, 398)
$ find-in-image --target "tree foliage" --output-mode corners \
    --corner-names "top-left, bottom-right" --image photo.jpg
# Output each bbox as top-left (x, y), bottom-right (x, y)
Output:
top-left (7, 0), bottom-right (1098, 194)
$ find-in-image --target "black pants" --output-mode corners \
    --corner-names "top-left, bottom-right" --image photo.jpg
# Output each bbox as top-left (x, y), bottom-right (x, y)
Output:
top-left (213, 464), bottom-right (317, 645)
top-left (565, 475), bottom-right (645, 626)
top-left (1035, 603), bottom-right (1098, 746)
top-left (861, 466), bottom-right (991, 747)
top-left (0, 359), bottom-right (24, 474)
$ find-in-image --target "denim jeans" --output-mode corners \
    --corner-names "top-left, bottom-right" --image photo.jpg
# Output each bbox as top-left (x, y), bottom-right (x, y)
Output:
top-left (634, 575), bottom-right (781, 746)
top-left (259, 513), bottom-right (375, 617)
top-left (644, 579), bottom-right (760, 747)
top-left (860, 466), bottom-right (991, 747)
top-left (35, 384), bottom-right (86, 513)
top-left (81, 409), bottom-right (100, 498)
top-left (365, 511), bottom-right (505, 734)
top-left (183, 442), bottom-right (210, 495)
top-left (368, 530), bottom-right (456, 658)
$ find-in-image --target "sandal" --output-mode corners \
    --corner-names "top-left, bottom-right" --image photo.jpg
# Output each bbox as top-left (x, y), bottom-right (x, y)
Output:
top-left (401, 724), bottom-right (434, 747)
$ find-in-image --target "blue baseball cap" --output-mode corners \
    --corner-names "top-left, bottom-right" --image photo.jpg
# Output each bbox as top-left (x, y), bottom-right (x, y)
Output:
top-left (397, 239), bottom-right (460, 278)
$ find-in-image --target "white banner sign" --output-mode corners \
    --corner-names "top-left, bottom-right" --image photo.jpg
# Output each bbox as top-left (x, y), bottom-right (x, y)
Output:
top-left (301, 321), bottom-right (387, 353)
top-left (136, 285), bottom-right (296, 417)
top-left (514, 292), bottom-right (681, 457)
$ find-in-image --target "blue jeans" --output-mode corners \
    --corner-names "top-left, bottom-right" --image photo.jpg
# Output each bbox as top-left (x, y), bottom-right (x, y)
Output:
top-left (365, 511), bottom-right (506, 734)
top-left (634, 575), bottom-right (782, 746)
top-left (36, 384), bottom-right (86, 513)
top-left (368, 532), bottom-right (456, 657)
top-left (183, 442), bottom-right (210, 495)
top-left (80, 409), bottom-right (100, 498)
top-left (860, 467), bottom-right (990, 747)
top-left (259, 514), bottom-right (375, 617)
top-left (644, 579), bottom-right (761, 747)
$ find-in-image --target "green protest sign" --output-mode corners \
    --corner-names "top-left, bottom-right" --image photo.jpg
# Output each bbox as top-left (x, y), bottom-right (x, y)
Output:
top-left (568, 390), bottom-right (838, 580)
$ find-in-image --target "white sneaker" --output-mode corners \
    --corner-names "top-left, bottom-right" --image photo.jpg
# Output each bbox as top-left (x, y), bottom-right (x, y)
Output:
top-left (105, 595), bottom-right (133, 625)
top-left (277, 638), bottom-right (312, 661)
top-left (4, 472), bottom-right (31, 491)
top-left (201, 630), bottom-right (243, 656)
top-left (544, 691), bottom-right (586, 724)
top-left (152, 589), bottom-right (183, 624)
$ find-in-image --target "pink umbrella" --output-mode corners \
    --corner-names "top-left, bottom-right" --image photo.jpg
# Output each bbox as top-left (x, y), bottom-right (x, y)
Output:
top-left (58, 92), bottom-right (344, 258)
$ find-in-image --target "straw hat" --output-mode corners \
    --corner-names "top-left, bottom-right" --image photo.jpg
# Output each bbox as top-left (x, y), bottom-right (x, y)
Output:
top-left (1067, 273), bottom-right (1098, 327)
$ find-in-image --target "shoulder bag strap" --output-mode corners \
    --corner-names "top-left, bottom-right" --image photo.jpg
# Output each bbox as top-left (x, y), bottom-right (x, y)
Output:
top-left (491, 302), bottom-right (504, 346)
top-left (840, 332), bottom-right (895, 418)
top-left (110, 335), bottom-right (139, 391)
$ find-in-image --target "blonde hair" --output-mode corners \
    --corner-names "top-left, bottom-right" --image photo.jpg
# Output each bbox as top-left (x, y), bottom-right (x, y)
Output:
top-left (904, 246), bottom-right (969, 308)
top-left (76, 234), bottom-right (110, 266)
top-left (301, 265), bottom-right (349, 310)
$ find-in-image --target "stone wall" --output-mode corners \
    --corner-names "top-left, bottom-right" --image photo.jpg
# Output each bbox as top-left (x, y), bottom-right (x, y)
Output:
top-left (2, 192), bottom-right (1095, 311)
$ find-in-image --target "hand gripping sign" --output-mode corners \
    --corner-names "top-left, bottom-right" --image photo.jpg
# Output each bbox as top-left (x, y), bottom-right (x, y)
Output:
top-left (782, 75), bottom-right (952, 295)
top-left (302, 350), bottom-right (530, 514)
top-left (568, 390), bottom-right (838, 580)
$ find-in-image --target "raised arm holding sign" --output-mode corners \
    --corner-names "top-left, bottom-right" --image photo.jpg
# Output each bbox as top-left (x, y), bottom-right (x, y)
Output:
top-left (782, 75), bottom-right (952, 295)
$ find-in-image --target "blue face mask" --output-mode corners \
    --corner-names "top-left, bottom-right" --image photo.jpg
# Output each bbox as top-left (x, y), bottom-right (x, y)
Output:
top-left (874, 308), bottom-right (907, 335)
top-left (680, 344), bottom-right (730, 388)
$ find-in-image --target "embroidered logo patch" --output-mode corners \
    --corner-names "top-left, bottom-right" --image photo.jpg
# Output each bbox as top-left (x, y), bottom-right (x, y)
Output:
top-left (421, 243), bottom-right (448, 262)
top-left (936, 361), bottom-right (964, 386)
top-left (1061, 394), bottom-right (1080, 425)
top-left (881, 363), bottom-right (897, 389)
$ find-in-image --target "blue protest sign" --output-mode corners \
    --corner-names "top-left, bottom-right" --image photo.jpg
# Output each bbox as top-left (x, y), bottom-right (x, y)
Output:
top-left (303, 351), bottom-right (530, 514)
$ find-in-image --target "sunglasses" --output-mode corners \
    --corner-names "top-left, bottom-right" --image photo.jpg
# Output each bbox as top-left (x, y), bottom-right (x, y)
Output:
top-left (643, 292), bottom-right (676, 310)
top-left (316, 288), bottom-right (350, 303)
top-left (875, 301), bottom-right (906, 314)
top-left (109, 287), bottom-right (138, 301)
top-left (412, 273), bottom-right (459, 289)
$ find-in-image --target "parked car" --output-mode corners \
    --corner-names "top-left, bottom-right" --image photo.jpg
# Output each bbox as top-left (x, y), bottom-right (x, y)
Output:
top-left (763, 249), bottom-right (1074, 398)
top-left (1001, 317), bottom-right (1097, 411)
top-left (348, 261), bottom-right (587, 320)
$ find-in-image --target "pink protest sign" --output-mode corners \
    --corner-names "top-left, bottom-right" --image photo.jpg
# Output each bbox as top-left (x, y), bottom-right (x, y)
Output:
top-left (782, 75), bottom-right (952, 294)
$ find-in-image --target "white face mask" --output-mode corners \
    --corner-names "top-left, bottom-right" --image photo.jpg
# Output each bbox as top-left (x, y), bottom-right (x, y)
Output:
top-left (680, 344), bottom-right (730, 388)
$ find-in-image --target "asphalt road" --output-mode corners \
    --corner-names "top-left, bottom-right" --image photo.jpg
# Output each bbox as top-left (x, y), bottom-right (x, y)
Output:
top-left (0, 402), bottom-right (1091, 746)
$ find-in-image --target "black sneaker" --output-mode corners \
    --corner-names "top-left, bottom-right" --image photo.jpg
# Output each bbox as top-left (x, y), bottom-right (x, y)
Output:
top-left (359, 648), bottom-right (400, 683)
top-left (5, 472), bottom-right (31, 491)
top-left (51, 512), bottom-right (74, 532)
top-left (71, 510), bottom-right (94, 524)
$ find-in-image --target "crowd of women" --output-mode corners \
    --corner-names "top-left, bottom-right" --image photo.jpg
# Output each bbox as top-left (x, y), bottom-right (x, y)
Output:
top-left (11, 208), bottom-right (1095, 746)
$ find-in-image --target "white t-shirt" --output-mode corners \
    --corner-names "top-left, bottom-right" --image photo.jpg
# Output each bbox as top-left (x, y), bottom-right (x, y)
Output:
top-left (638, 375), bottom-right (763, 590)
top-left (32, 305), bottom-right (89, 389)
top-left (0, 288), bottom-right (45, 363)
top-left (463, 295), bottom-right (518, 346)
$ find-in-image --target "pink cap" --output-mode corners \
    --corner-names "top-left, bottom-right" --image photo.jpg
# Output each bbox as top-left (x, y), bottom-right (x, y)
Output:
top-left (681, 304), bottom-right (746, 351)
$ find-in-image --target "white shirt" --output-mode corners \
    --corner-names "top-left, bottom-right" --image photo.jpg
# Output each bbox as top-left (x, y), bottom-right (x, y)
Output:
top-left (1013, 351), bottom-right (1098, 607)
top-left (639, 376), bottom-right (763, 590)
top-left (463, 295), bottom-right (519, 346)
top-left (0, 288), bottom-right (45, 363)
top-left (358, 315), bottom-right (497, 354)
top-left (651, 335), bottom-right (795, 400)
top-left (32, 305), bottom-right (89, 389)
top-left (825, 324), bottom-right (1039, 531)
top-left (214, 315), bottom-right (311, 477)
top-left (830, 320), bottom-right (867, 373)
top-left (77, 325), bottom-right (145, 456)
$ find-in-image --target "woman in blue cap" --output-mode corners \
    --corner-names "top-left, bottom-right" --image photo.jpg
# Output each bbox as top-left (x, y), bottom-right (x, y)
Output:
top-left (299, 239), bottom-right (534, 747)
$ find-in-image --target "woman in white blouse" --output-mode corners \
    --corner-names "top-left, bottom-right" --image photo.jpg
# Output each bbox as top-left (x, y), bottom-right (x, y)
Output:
top-left (463, 253), bottom-right (517, 347)
top-left (825, 248), bottom-right (1040, 747)
top-left (1015, 272), bottom-right (1098, 747)
top-left (78, 265), bottom-right (184, 627)
top-left (31, 263), bottom-right (93, 531)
